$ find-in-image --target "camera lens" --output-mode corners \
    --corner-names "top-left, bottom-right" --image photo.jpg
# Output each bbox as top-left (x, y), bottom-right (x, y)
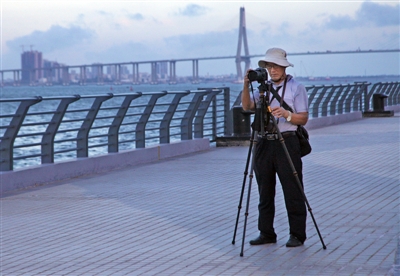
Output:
top-left (248, 68), bottom-right (267, 82)
top-left (248, 71), bottom-right (259, 82)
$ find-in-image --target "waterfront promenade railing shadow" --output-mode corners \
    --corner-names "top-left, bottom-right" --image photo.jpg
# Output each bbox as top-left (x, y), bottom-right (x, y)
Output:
top-left (0, 81), bottom-right (399, 192)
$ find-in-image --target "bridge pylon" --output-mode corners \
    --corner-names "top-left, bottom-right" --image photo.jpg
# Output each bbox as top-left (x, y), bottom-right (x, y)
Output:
top-left (236, 7), bottom-right (251, 81)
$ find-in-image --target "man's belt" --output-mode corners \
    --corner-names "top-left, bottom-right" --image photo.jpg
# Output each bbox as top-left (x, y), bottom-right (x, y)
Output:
top-left (262, 131), bottom-right (296, 140)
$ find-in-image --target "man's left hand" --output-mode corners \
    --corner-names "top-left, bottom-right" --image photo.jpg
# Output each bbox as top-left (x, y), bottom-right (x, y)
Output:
top-left (271, 107), bottom-right (288, 118)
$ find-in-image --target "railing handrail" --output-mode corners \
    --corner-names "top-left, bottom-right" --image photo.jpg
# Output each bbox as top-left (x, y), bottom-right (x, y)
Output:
top-left (1, 81), bottom-right (399, 172)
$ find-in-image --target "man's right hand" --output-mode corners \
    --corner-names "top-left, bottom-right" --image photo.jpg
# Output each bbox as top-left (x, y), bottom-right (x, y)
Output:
top-left (243, 69), bottom-right (251, 89)
top-left (241, 69), bottom-right (255, 111)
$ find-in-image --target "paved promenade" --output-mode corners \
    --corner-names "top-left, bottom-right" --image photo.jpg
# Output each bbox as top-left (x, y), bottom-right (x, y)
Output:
top-left (1, 114), bottom-right (399, 276)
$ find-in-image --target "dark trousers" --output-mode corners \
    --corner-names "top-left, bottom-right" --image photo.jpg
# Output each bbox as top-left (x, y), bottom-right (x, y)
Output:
top-left (254, 134), bottom-right (307, 243)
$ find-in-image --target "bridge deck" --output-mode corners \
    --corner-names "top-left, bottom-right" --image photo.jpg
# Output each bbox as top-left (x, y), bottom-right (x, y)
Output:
top-left (1, 114), bottom-right (399, 276)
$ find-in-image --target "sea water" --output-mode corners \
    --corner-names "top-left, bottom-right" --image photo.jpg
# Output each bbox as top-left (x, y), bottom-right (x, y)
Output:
top-left (1, 75), bottom-right (398, 100)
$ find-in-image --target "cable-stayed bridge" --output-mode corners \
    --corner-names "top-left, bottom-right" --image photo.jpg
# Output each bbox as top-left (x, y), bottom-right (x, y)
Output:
top-left (1, 7), bottom-right (399, 86)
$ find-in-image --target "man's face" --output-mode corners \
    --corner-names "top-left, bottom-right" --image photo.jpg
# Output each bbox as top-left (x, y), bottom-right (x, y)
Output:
top-left (265, 63), bottom-right (286, 82)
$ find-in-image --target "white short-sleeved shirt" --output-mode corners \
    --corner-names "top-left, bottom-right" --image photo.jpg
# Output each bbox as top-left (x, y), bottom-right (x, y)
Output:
top-left (251, 75), bottom-right (309, 132)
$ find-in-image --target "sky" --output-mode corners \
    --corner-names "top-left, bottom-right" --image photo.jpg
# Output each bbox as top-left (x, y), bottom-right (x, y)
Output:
top-left (1, 0), bottom-right (399, 78)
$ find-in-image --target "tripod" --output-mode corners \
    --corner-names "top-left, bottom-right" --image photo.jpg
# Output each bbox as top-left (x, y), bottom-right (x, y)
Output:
top-left (232, 81), bottom-right (327, 257)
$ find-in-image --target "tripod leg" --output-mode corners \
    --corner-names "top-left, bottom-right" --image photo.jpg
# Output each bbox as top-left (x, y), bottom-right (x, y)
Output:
top-left (271, 116), bottom-right (327, 250)
top-left (232, 130), bottom-right (255, 245)
top-left (240, 133), bottom-right (258, 257)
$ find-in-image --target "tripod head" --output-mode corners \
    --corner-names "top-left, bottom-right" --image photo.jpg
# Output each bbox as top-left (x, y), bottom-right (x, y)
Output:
top-left (250, 70), bottom-right (273, 135)
top-left (257, 81), bottom-right (271, 97)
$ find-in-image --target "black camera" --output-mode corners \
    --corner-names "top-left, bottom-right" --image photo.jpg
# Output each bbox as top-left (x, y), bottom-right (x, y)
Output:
top-left (248, 67), bottom-right (268, 83)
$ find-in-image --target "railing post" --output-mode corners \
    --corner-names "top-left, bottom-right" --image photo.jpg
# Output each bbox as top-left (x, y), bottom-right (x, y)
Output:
top-left (306, 85), bottom-right (321, 104)
top-left (159, 91), bottom-right (190, 144)
top-left (387, 82), bottom-right (398, 106)
top-left (312, 85), bottom-right (333, 118)
top-left (364, 83), bottom-right (370, 111)
top-left (357, 82), bottom-right (370, 112)
top-left (194, 89), bottom-right (221, 139)
top-left (375, 82), bottom-right (385, 94)
top-left (344, 84), bottom-right (360, 113)
top-left (329, 85), bottom-right (346, 116)
top-left (365, 82), bottom-right (381, 111)
top-left (77, 93), bottom-right (113, 158)
top-left (320, 85), bottom-right (337, 117)
top-left (42, 96), bottom-right (81, 164)
top-left (181, 90), bottom-right (209, 140)
top-left (393, 83), bottom-right (400, 105)
top-left (336, 85), bottom-right (352, 114)
top-left (198, 86), bottom-right (232, 138)
top-left (136, 92), bottom-right (167, 148)
top-left (108, 92), bottom-right (142, 153)
top-left (212, 95), bottom-right (218, 140)
top-left (380, 82), bottom-right (391, 95)
top-left (310, 86), bottom-right (331, 118)
top-left (0, 97), bottom-right (42, 171)
top-left (351, 83), bottom-right (362, 112)
top-left (222, 87), bottom-right (232, 136)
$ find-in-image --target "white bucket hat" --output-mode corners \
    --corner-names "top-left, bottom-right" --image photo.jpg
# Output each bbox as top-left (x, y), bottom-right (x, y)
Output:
top-left (258, 47), bottom-right (294, 68)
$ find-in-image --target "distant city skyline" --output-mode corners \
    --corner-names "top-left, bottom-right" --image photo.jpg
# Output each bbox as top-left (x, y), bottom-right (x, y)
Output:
top-left (2, 47), bottom-right (398, 86)
top-left (1, 1), bottom-right (399, 77)
top-left (13, 49), bottom-right (173, 85)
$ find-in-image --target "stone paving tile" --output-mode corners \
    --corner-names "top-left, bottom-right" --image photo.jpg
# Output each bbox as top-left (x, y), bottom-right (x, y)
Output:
top-left (1, 114), bottom-right (399, 276)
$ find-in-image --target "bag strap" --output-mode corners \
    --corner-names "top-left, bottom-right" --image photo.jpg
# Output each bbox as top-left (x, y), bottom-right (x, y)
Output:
top-left (269, 77), bottom-right (293, 113)
top-left (280, 76), bottom-right (288, 107)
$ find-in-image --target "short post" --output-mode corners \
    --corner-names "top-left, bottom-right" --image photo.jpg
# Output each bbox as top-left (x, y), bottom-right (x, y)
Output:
top-left (363, 93), bottom-right (394, 117)
top-left (216, 105), bottom-right (253, 147)
top-left (232, 106), bottom-right (252, 137)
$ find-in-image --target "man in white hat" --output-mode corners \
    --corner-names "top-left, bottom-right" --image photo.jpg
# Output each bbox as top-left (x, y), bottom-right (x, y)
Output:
top-left (241, 47), bottom-right (309, 247)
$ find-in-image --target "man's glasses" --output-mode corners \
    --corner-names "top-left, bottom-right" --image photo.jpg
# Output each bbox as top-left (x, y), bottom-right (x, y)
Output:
top-left (265, 63), bottom-right (280, 70)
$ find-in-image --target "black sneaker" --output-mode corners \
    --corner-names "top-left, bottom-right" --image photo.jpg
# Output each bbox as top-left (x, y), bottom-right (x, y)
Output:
top-left (249, 235), bottom-right (277, 245)
top-left (286, 235), bottom-right (303, 247)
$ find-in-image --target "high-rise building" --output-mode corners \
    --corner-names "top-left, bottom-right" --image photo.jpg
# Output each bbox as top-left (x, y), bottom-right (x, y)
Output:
top-left (91, 63), bottom-right (102, 80)
top-left (157, 62), bottom-right (168, 79)
top-left (121, 65), bottom-right (129, 75)
top-left (43, 60), bottom-right (63, 82)
top-left (107, 65), bottom-right (116, 77)
top-left (21, 51), bottom-right (43, 83)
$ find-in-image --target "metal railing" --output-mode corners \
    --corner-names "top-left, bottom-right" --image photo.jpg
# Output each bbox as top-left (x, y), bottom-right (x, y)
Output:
top-left (233, 81), bottom-right (399, 118)
top-left (306, 81), bottom-right (399, 117)
top-left (1, 82), bottom-right (399, 172)
top-left (0, 87), bottom-right (232, 171)
top-left (306, 83), bottom-right (366, 117)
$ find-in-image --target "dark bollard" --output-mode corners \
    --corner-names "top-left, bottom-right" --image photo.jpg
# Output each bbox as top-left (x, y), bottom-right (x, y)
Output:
top-left (372, 93), bottom-right (388, 112)
top-left (232, 106), bottom-right (251, 137)
top-left (215, 105), bottom-right (253, 146)
top-left (363, 93), bottom-right (394, 117)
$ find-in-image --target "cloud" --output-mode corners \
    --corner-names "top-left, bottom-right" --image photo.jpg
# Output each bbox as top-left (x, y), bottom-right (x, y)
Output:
top-left (127, 13), bottom-right (144, 21)
top-left (84, 41), bottom-right (161, 63)
top-left (357, 1), bottom-right (399, 27)
top-left (6, 25), bottom-right (96, 53)
top-left (325, 1), bottom-right (399, 29)
top-left (163, 30), bottom-right (237, 57)
top-left (97, 10), bottom-right (111, 16)
top-left (176, 4), bottom-right (210, 17)
top-left (82, 30), bottom-right (236, 64)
